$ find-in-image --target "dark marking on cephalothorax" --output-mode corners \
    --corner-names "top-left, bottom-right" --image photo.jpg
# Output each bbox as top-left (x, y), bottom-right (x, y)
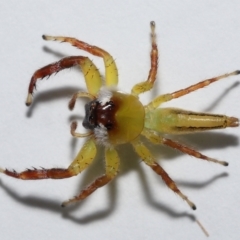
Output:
top-left (83, 99), bottom-right (118, 130)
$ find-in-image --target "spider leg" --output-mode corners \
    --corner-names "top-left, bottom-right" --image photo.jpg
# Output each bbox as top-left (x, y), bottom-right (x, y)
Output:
top-left (132, 138), bottom-right (196, 210)
top-left (62, 147), bottom-right (120, 207)
top-left (131, 21), bottom-right (158, 96)
top-left (142, 129), bottom-right (228, 166)
top-left (0, 138), bottom-right (96, 180)
top-left (26, 56), bottom-right (102, 106)
top-left (43, 35), bottom-right (118, 88)
top-left (147, 70), bottom-right (240, 110)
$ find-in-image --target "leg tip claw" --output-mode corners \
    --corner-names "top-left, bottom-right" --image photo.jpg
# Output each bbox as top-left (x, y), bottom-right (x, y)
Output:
top-left (223, 161), bottom-right (229, 166)
top-left (192, 204), bottom-right (197, 210)
top-left (42, 35), bottom-right (53, 41)
top-left (26, 94), bottom-right (32, 106)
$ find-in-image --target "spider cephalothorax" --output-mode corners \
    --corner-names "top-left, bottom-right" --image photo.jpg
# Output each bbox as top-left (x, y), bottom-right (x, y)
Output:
top-left (83, 88), bottom-right (145, 146)
top-left (83, 99), bottom-right (116, 130)
top-left (0, 21), bottom-right (238, 210)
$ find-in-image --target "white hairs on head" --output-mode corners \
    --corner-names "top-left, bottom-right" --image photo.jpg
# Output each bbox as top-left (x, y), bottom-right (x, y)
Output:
top-left (97, 87), bottom-right (113, 106)
top-left (94, 124), bottom-right (111, 147)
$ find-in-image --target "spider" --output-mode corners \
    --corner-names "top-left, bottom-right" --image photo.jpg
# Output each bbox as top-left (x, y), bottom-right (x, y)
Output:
top-left (0, 21), bottom-right (239, 210)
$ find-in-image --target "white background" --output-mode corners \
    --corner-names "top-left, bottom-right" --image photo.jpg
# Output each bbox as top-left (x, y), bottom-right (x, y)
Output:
top-left (0, 1), bottom-right (240, 240)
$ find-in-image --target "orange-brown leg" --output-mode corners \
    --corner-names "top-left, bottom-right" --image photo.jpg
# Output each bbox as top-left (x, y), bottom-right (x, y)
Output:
top-left (142, 129), bottom-right (228, 166)
top-left (43, 35), bottom-right (118, 87)
top-left (132, 138), bottom-right (196, 210)
top-left (0, 138), bottom-right (97, 180)
top-left (62, 147), bottom-right (120, 207)
top-left (27, 56), bottom-right (86, 105)
top-left (26, 56), bottom-right (102, 106)
top-left (1, 168), bottom-right (74, 180)
top-left (61, 175), bottom-right (111, 207)
top-left (147, 70), bottom-right (240, 110)
top-left (162, 137), bottom-right (228, 166)
top-left (131, 21), bottom-right (158, 96)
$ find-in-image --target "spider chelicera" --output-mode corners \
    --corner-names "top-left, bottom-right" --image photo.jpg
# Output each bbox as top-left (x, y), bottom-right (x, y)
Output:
top-left (1, 21), bottom-right (239, 209)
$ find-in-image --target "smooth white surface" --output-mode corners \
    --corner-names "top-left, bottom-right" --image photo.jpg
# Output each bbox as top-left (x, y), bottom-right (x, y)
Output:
top-left (0, 1), bottom-right (240, 240)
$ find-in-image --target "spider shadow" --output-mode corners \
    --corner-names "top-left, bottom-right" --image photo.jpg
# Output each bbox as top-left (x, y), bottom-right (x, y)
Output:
top-left (0, 132), bottom-right (232, 225)
top-left (59, 128), bottom-right (235, 224)
top-left (0, 145), bottom-right (117, 224)
top-left (60, 139), bottom-right (118, 224)
top-left (135, 128), bottom-right (237, 221)
top-left (0, 137), bottom-right (118, 221)
top-left (43, 46), bottom-right (67, 59)
top-left (203, 81), bottom-right (239, 112)
top-left (26, 87), bottom-right (82, 117)
top-left (21, 96), bottom-right (238, 224)
top-left (0, 179), bottom-right (63, 214)
top-left (138, 163), bottom-right (228, 221)
top-left (15, 59), bottom-right (239, 223)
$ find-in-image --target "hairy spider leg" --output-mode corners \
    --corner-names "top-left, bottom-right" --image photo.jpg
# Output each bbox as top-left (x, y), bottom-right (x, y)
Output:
top-left (132, 138), bottom-right (196, 210)
top-left (42, 35), bottom-right (118, 88)
top-left (131, 21), bottom-right (158, 96)
top-left (146, 70), bottom-right (240, 110)
top-left (0, 138), bottom-right (96, 180)
top-left (142, 129), bottom-right (228, 166)
top-left (26, 56), bottom-right (102, 105)
top-left (62, 147), bottom-right (120, 207)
